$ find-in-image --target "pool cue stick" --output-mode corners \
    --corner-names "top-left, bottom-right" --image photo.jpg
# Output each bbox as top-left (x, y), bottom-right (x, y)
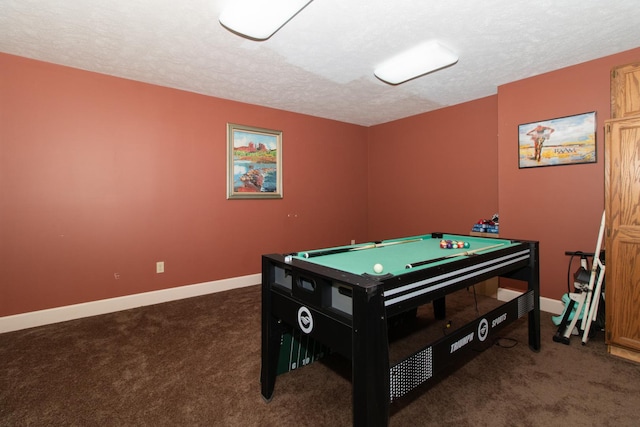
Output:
top-left (298, 237), bottom-right (423, 258)
top-left (351, 237), bottom-right (423, 251)
top-left (405, 243), bottom-right (506, 269)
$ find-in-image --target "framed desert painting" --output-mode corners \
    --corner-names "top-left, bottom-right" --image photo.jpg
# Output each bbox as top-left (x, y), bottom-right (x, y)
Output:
top-left (227, 123), bottom-right (282, 199)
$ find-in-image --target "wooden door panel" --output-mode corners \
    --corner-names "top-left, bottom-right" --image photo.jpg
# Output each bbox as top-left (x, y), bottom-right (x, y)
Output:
top-left (605, 116), bottom-right (640, 350)
top-left (611, 62), bottom-right (640, 118)
top-left (618, 129), bottom-right (640, 224)
top-left (609, 241), bottom-right (640, 350)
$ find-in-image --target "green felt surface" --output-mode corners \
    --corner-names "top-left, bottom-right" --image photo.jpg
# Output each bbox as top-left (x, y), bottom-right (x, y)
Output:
top-left (295, 234), bottom-right (516, 276)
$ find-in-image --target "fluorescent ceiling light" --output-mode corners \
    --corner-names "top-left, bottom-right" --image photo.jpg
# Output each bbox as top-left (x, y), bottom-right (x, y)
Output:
top-left (219, 0), bottom-right (312, 41)
top-left (374, 41), bottom-right (458, 85)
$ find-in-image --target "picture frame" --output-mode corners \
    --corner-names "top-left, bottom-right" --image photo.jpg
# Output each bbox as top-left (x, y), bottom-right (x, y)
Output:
top-left (227, 123), bottom-right (283, 199)
top-left (518, 111), bottom-right (596, 169)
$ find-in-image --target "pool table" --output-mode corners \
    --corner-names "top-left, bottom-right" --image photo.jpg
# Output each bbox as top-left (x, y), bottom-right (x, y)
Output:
top-left (261, 232), bottom-right (540, 426)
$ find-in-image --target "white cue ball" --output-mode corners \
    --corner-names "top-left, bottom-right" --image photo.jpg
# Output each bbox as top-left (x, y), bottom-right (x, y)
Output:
top-left (373, 263), bottom-right (384, 274)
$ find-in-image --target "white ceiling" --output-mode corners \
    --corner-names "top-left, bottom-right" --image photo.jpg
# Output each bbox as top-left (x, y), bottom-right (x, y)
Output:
top-left (1, 0), bottom-right (639, 126)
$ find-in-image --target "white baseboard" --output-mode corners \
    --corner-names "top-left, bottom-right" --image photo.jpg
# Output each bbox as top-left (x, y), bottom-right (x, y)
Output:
top-left (2, 277), bottom-right (564, 334)
top-left (497, 288), bottom-right (564, 315)
top-left (0, 274), bottom-right (261, 334)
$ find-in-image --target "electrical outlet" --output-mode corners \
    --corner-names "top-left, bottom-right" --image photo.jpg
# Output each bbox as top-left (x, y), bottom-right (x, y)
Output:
top-left (156, 261), bottom-right (165, 274)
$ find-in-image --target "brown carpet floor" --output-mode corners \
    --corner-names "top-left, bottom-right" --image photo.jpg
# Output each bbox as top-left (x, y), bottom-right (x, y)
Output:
top-left (1, 285), bottom-right (639, 426)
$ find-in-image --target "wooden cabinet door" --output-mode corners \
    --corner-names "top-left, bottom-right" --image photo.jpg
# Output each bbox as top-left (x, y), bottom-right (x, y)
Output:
top-left (605, 116), bottom-right (640, 353)
top-left (611, 62), bottom-right (640, 118)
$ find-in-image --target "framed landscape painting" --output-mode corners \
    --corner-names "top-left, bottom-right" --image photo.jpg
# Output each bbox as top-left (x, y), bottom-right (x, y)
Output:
top-left (227, 123), bottom-right (283, 199)
top-left (518, 111), bottom-right (596, 169)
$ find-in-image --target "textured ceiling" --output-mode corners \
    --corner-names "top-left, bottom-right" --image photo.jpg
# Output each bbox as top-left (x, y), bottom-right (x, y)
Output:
top-left (1, 0), bottom-right (639, 126)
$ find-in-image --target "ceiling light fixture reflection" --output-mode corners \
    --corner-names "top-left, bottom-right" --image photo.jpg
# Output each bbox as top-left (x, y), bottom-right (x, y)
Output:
top-left (219, 0), bottom-right (313, 41)
top-left (374, 41), bottom-right (458, 85)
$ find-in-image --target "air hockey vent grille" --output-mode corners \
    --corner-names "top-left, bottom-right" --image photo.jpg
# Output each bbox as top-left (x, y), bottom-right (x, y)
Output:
top-left (389, 346), bottom-right (433, 401)
top-left (518, 291), bottom-right (534, 318)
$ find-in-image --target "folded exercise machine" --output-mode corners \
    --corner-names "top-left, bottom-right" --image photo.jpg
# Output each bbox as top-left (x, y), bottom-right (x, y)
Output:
top-left (553, 211), bottom-right (605, 345)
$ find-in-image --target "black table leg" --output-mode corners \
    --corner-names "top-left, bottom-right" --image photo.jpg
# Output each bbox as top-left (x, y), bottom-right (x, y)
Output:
top-left (351, 284), bottom-right (390, 427)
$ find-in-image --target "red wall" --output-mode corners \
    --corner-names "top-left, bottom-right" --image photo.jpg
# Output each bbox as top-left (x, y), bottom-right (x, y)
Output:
top-left (367, 47), bottom-right (640, 301)
top-left (497, 47), bottom-right (640, 299)
top-left (367, 96), bottom-right (499, 239)
top-left (3, 47), bottom-right (640, 317)
top-left (0, 53), bottom-right (369, 316)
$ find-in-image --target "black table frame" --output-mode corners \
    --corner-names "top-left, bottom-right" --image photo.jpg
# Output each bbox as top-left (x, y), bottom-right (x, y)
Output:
top-left (261, 233), bottom-right (540, 426)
